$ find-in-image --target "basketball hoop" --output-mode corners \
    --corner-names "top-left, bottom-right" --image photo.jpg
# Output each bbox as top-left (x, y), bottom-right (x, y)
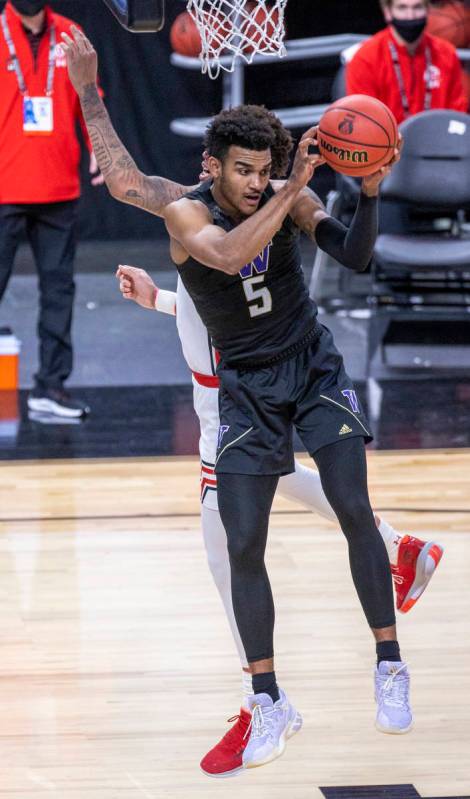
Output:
top-left (186, 0), bottom-right (288, 79)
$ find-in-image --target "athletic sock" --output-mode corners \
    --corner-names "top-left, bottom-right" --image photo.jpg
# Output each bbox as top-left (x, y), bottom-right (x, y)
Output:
top-left (377, 517), bottom-right (402, 565)
top-left (241, 670), bottom-right (253, 710)
top-left (252, 671), bottom-right (280, 703)
top-left (376, 640), bottom-right (401, 666)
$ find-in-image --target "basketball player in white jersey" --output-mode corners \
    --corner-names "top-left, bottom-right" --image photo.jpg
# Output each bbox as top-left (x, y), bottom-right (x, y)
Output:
top-left (116, 263), bottom-right (443, 779)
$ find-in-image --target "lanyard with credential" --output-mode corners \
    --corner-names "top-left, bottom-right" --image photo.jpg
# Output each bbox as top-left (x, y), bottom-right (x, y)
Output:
top-left (0, 11), bottom-right (56, 97)
top-left (389, 39), bottom-right (432, 118)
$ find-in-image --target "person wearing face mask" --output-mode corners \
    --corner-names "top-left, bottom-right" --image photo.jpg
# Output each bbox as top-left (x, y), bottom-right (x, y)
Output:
top-left (0, 0), bottom-right (104, 418)
top-left (346, 0), bottom-right (468, 124)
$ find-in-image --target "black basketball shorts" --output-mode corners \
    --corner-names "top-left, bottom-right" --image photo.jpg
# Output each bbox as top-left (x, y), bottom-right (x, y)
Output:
top-left (215, 324), bottom-right (372, 475)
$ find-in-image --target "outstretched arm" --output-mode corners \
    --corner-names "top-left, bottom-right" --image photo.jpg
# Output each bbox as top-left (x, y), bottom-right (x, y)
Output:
top-left (117, 265), bottom-right (177, 315)
top-left (61, 27), bottom-right (193, 216)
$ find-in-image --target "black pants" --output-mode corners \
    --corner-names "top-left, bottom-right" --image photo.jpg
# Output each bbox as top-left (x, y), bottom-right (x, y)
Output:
top-left (0, 201), bottom-right (78, 390)
top-left (218, 437), bottom-right (396, 664)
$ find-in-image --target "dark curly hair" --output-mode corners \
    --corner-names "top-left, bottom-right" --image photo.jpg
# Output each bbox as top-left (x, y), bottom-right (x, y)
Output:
top-left (204, 105), bottom-right (294, 178)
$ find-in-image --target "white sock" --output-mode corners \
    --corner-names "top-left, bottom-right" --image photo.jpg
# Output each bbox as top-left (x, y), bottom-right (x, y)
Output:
top-left (378, 517), bottom-right (402, 565)
top-left (242, 671), bottom-right (253, 710)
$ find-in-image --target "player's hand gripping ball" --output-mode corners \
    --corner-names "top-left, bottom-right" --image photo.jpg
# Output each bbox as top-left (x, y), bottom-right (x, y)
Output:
top-left (318, 95), bottom-right (399, 177)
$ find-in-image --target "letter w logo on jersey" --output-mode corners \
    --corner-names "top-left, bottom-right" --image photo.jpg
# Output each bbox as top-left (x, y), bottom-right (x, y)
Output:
top-left (342, 389), bottom-right (360, 413)
top-left (239, 242), bottom-right (272, 279)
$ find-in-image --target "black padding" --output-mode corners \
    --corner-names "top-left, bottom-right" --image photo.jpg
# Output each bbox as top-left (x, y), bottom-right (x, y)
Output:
top-left (380, 110), bottom-right (470, 208)
top-left (101, 0), bottom-right (165, 32)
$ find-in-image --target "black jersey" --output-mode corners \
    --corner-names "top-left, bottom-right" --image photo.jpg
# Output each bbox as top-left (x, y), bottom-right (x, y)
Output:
top-left (175, 180), bottom-right (320, 368)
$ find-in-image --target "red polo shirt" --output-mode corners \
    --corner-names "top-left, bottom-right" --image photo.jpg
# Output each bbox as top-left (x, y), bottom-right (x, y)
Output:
top-left (0, 3), bottom-right (93, 204)
top-left (346, 27), bottom-right (468, 125)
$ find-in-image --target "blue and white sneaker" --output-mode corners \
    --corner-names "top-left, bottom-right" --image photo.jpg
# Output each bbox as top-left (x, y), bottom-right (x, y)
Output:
top-left (242, 689), bottom-right (302, 769)
top-left (375, 661), bottom-right (413, 734)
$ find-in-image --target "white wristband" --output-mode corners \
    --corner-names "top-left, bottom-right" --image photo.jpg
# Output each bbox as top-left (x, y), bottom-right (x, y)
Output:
top-left (154, 289), bottom-right (177, 316)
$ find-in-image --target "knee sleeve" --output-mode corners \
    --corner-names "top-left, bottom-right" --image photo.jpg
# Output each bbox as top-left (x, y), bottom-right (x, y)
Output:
top-left (217, 472), bottom-right (278, 663)
top-left (278, 460), bottom-right (337, 522)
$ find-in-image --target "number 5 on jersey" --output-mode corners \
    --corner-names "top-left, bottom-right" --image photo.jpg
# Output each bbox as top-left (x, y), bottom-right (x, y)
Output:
top-left (240, 242), bottom-right (273, 318)
top-left (243, 275), bottom-right (272, 318)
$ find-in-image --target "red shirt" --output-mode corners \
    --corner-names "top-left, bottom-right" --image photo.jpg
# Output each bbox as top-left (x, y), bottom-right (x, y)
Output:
top-left (346, 27), bottom-right (468, 125)
top-left (0, 3), bottom-right (92, 204)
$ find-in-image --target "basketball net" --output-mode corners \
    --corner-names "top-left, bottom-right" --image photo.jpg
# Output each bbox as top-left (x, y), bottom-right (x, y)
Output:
top-left (186, 0), bottom-right (288, 79)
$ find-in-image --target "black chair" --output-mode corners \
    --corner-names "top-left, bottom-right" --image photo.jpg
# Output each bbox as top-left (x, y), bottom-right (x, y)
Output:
top-left (368, 109), bottom-right (470, 377)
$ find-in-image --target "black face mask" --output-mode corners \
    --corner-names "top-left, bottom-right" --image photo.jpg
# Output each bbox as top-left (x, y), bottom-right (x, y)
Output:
top-left (391, 16), bottom-right (427, 44)
top-left (10, 0), bottom-right (46, 16)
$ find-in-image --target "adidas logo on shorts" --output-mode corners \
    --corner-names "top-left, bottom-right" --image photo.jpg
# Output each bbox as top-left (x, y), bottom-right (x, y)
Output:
top-left (339, 424), bottom-right (353, 435)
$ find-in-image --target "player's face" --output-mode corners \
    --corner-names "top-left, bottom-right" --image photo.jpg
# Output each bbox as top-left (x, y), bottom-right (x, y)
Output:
top-left (216, 146), bottom-right (273, 217)
top-left (385, 0), bottom-right (428, 21)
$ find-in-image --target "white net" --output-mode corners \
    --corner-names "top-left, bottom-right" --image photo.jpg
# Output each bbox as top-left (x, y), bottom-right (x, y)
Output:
top-left (186, 0), bottom-right (288, 79)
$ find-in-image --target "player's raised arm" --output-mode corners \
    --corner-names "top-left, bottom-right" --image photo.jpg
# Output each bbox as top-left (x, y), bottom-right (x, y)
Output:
top-left (165, 128), bottom-right (325, 275)
top-left (290, 129), bottom-right (402, 273)
top-left (60, 26), bottom-right (192, 216)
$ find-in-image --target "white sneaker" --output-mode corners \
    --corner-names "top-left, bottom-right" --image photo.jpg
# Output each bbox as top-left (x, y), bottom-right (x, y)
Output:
top-left (375, 661), bottom-right (413, 734)
top-left (28, 388), bottom-right (89, 419)
top-left (242, 689), bottom-right (302, 769)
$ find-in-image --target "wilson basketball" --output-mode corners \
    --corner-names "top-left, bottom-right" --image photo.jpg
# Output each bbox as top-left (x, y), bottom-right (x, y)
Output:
top-left (427, 1), bottom-right (468, 47)
top-left (170, 11), bottom-right (201, 57)
top-left (318, 94), bottom-right (398, 177)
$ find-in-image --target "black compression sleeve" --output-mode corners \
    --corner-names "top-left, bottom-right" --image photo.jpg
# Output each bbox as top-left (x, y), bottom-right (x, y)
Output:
top-left (314, 191), bottom-right (378, 272)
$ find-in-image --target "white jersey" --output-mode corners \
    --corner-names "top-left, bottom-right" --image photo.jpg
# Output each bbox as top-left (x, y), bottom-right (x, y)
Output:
top-left (175, 277), bottom-right (218, 377)
top-left (173, 278), bottom-right (219, 508)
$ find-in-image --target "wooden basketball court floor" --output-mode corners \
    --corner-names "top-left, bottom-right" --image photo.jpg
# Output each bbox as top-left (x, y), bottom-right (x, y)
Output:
top-left (0, 449), bottom-right (469, 799)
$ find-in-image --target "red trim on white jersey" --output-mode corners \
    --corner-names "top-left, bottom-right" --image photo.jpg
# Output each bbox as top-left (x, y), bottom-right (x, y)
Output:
top-left (201, 462), bottom-right (215, 475)
top-left (201, 458), bottom-right (217, 503)
top-left (193, 371), bottom-right (220, 388)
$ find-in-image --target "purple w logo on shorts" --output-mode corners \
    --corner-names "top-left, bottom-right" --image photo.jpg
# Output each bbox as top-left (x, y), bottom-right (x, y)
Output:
top-left (342, 389), bottom-right (360, 413)
top-left (217, 425), bottom-right (230, 449)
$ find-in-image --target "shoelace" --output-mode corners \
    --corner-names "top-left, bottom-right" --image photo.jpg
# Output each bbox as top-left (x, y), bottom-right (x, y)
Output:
top-left (380, 663), bottom-right (410, 708)
top-left (244, 703), bottom-right (276, 740)
top-left (222, 714), bottom-right (249, 747)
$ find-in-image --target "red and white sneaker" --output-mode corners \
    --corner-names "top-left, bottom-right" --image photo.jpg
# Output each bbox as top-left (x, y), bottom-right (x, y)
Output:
top-left (391, 535), bottom-right (444, 614)
top-left (200, 708), bottom-right (251, 778)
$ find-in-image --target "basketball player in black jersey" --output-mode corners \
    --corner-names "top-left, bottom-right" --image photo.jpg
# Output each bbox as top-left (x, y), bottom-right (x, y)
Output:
top-left (61, 27), bottom-right (412, 772)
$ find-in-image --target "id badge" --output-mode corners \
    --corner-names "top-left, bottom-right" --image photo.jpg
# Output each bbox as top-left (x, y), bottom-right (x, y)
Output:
top-left (23, 96), bottom-right (53, 135)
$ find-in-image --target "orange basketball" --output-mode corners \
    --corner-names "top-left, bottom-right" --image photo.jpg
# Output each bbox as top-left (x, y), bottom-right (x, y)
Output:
top-left (170, 11), bottom-right (201, 57)
top-left (427, 1), bottom-right (468, 47)
top-left (242, 2), bottom-right (282, 54)
top-left (318, 95), bottom-right (398, 177)
top-left (170, 9), bottom-right (231, 57)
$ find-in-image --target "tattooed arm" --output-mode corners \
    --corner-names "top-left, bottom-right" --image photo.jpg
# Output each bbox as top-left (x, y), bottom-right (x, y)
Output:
top-left (61, 26), bottom-right (194, 217)
top-left (78, 83), bottom-right (190, 214)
